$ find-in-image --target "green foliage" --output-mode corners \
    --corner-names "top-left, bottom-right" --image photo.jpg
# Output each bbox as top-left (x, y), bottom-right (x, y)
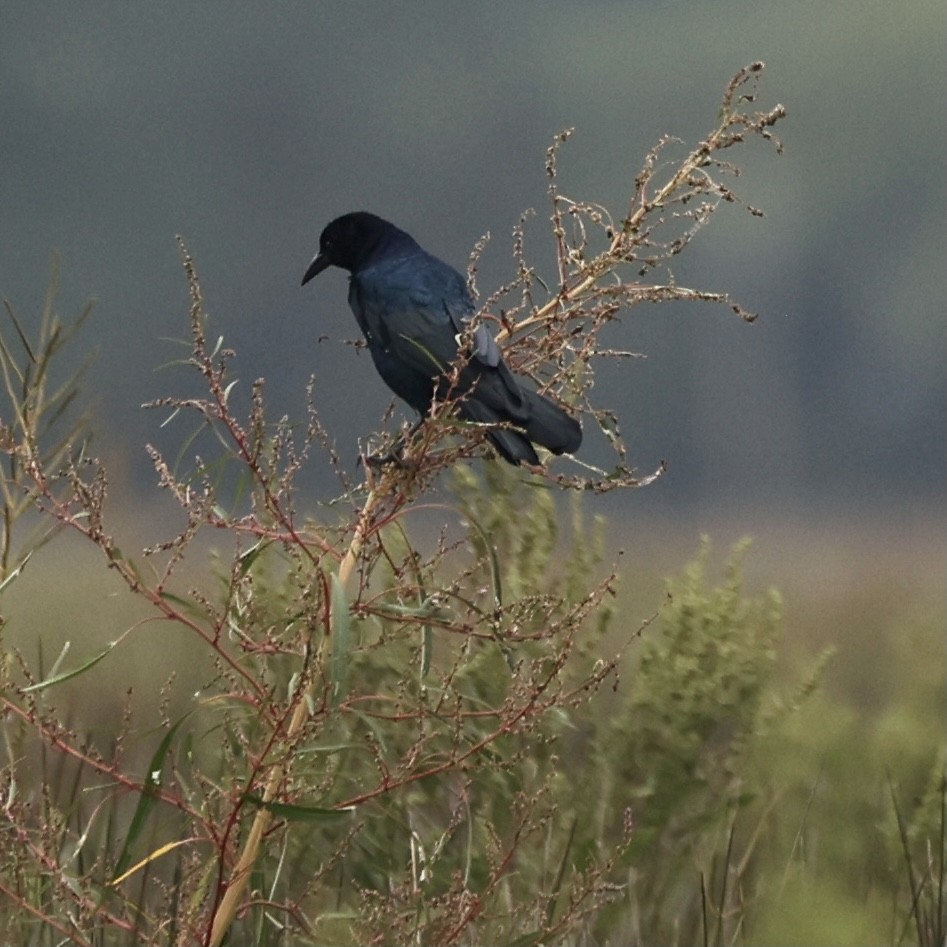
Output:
top-left (0, 258), bottom-right (94, 581)
top-left (625, 539), bottom-right (781, 824)
top-left (512, 537), bottom-right (791, 944)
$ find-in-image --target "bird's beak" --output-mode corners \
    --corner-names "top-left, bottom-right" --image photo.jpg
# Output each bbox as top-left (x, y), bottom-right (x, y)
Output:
top-left (301, 253), bottom-right (331, 286)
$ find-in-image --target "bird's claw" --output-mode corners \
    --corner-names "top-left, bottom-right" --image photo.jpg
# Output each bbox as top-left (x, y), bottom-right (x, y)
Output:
top-left (365, 445), bottom-right (416, 471)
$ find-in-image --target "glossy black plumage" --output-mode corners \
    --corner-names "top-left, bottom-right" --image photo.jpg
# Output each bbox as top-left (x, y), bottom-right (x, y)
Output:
top-left (302, 212), bottom-right (581, 465)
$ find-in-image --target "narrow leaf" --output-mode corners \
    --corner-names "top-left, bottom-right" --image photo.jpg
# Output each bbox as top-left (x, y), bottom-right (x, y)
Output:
top-left (420, 621), bottom-right (433, 681)
top-left (244, 794), bottom-right (355, 822)
top-left (507, 930), bottom-right (549, 947)
top-left (111, 838), bottom-right (193, 887)
top-left (22, 639), bottom-right (118, 692)
top-left (113, 714), bottom-right (191, 879)
top-left (462, 510), bottom-right (503, 608)
top-left (3, 298), bottom-right (37, 363)
top-left (0, 550), bottom-right (32, 593)
top-left (236, 539), bottom-right (267, 578)
top-left (330, 573), bottom-right (352, 706)
top-left (371, 600), bottom-right (442, 620)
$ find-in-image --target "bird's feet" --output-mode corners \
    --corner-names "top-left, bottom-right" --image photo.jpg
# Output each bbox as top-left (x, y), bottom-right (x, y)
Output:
top-left (364, 447), bottom-right (406, 469)
top-left (362, 419), bottom-right (427, 471)
top-left (363, 438), bottom-right (420, 472)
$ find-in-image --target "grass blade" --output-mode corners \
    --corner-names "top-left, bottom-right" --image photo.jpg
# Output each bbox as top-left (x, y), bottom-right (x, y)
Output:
top-left (244, 795), bottom-right (355, 822)
top-left (22, 637), bottom-right (121, 693)
top-left (330, 573), bottom-right (352, 706)
top-left (112, 714), bottom-right (191, 880)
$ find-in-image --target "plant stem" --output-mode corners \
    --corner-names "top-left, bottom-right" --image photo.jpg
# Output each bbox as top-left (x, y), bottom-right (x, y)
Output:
top-left (207, 486), bottom-right (380, 947)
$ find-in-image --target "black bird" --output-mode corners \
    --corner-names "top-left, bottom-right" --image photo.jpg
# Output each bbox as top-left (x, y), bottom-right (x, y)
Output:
top-left (301, 212), bottom-right (582, 466)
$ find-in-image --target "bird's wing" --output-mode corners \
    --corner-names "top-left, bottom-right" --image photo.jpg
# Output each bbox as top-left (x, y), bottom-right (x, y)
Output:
top-left (437, 275), bottom-right (502, 370)
top-left (358, 252), bottom-right (503, 375)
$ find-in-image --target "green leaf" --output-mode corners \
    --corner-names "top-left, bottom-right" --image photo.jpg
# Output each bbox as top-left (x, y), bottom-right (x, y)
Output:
top-left (461, 509), bottom-right (503, 609)
top-left (22, 638), bottom-right (118, 692)
top-left (157, 589), bottom-right (207, 621)
top-left (222, 379), bottom-right (239, 403)
top-left (159, 406), bottom-right (182, 428)
top-left (370, 600), bottom-right (442, 619)
top-left (0, 550), bottom-right (32, 594)
top-left (236, 538), bottom-right (268, 578)
top-left (295, 742), bottom-right (363, 756)
top-left (330, 573), bottom-right (352, 706)
top-left (506, 931), bottom-right (550, 947)
top-left (3, 297), bottom-right (37, 363)
top-left (113, 714), bottom-right (191, 880)
top-left (420, 621), bottom-right (433, 681)
top-left (109, 546), bottom-right (145, 587)
top-left (244, 794), bottom-right (354, 822)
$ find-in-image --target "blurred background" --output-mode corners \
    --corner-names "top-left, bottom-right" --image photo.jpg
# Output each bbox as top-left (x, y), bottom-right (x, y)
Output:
top-left (2, 0), bottom-right (943, 518)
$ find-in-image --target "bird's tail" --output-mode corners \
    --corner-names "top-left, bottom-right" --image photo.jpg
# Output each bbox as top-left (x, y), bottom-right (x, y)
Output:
top-left (520, 389), bottom-right (582, 456)
top-left (459, 390), bottom-right (581, 465)
top-left (459, 400), bottom-right (541, 465)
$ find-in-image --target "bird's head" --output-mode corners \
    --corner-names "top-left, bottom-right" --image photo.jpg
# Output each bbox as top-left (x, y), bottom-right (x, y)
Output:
top-left (301, 211), bottom-right (405, 283)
